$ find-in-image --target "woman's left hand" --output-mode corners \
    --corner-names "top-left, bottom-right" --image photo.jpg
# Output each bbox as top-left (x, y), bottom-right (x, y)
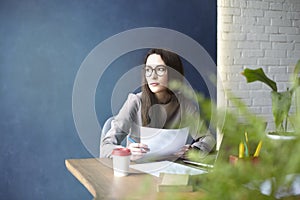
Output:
top-left (174, 144), bottom-right (191, 159)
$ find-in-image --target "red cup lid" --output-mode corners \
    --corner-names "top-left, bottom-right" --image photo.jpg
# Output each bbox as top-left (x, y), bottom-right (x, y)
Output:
top-left (112, 148), bottom-right (131, 156)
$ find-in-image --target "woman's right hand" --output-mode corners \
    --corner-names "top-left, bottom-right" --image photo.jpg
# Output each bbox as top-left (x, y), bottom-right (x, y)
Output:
top-left (128, 143), bottom-right (150, 161)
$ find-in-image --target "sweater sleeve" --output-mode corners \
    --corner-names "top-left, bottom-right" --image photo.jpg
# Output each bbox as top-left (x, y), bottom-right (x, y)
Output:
top-left (190, 110), bottom-right (216, 153)
top-left (181, 96), bottom-right (216, 153)
top-left (100, 93), bottom-right (141, 158)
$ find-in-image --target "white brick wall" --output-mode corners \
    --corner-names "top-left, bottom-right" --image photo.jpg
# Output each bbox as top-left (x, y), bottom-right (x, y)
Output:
top-left (217, 0), bottom-right (300, 131)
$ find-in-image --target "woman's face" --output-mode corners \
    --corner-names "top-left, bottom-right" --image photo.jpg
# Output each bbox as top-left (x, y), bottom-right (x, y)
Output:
top-left (145, 54), bottom-right (168, 94)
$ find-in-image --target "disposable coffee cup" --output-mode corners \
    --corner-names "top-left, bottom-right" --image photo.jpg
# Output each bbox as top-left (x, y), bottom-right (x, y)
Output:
top-left (112, 148), bottom-right (131, 177)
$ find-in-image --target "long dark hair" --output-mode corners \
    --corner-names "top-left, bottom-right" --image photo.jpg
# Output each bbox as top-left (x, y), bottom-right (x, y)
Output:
top-left (141, 49), bottom-right (184, 126)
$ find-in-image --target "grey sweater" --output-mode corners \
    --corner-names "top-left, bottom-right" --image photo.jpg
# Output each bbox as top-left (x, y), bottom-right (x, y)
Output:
top-left (100, 92), bottom-right (215, 158)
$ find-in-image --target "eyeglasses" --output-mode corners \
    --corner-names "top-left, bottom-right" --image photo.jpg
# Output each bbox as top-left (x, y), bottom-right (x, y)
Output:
top-left (144, 65), bottom-right (167, 77)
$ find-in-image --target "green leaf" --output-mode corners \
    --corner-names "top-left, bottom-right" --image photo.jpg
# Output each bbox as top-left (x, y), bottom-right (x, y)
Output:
top-left (294, 59), bottom-right (300, 77)
top-left (291, 60), bottom-right (300, 92)
top-left (242, 68), bottom-right (277, 92)
top-left (271, 91), bottom-right (292, 131)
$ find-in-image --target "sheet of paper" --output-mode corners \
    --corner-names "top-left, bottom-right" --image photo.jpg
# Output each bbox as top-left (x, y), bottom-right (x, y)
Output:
top-left (138, 126), bottom-right (189, 162)
top-left (130, 161), bottom-right (207, 177)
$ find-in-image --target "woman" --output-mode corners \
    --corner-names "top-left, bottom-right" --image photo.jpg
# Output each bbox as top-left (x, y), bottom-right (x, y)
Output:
top-left (100, 49), bottom-right (215, 160)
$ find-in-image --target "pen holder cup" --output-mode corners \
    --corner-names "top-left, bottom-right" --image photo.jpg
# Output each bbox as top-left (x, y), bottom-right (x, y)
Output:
top-left (229, 155), bottom-right (260, 166)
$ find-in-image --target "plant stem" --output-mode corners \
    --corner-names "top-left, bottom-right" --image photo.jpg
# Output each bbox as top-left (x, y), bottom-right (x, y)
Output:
top-left (284, 115), bottom-right (288, 132)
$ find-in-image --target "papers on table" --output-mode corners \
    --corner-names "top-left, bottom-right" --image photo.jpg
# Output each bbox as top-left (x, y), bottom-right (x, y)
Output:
top-left (130, 161), bottom-right (207, 177)
top-left (129, 127), bottom-right (205, 177)
top-left (137, 126), bottom-right (189, 162)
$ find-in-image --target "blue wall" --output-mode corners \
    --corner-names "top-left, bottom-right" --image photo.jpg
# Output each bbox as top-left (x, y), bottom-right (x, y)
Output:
top-left (0, 0), bottom-right (216, 199)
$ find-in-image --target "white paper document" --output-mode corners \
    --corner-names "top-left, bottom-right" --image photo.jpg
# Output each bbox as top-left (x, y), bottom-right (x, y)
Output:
top-left (138, 126), bottom-right (189, 162)
top-left (130, 161), bottom-right (207, 177)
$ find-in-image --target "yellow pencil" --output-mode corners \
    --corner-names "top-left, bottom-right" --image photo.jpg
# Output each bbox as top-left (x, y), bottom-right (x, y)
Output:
top-left (253, 141), bottom-right (262, 157)
top-left (239, 142), bottom-right (244, 158)
top-left (245, 132), bottom-right (249, 143)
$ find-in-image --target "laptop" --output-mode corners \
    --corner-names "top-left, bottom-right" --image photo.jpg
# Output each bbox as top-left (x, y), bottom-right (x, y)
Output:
top-left (181, 132), bottom-right (231, 170)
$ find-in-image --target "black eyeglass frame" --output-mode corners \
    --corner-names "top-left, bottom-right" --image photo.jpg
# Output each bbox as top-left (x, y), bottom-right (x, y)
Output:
top-left (144, 65), bottom-right (168, 77)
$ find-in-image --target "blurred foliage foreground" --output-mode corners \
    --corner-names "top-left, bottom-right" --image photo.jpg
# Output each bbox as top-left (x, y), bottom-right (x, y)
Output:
top-left (170, 81), bottom-right (300, 200)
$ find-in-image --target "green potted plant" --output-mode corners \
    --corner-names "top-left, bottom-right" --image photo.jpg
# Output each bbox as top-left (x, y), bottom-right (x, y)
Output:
top-left (242, 60), bottom-right (300, 139)
top-left (169, 79), bottom-right (300, 199)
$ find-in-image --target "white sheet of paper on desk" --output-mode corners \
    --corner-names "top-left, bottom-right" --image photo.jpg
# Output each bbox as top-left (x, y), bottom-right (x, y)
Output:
top-left (130, 161), bottom-right (207, 177)
top-left (139, 126), bottom-right (189, 161)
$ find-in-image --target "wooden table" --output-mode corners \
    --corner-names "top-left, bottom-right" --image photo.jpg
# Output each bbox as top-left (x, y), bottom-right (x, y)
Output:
top-left (65, 158), bottom-right (206, 200)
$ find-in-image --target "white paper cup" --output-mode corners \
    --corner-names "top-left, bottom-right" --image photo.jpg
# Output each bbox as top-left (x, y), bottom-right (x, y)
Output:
top-left (112, 148), bottom-right (131, 177)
